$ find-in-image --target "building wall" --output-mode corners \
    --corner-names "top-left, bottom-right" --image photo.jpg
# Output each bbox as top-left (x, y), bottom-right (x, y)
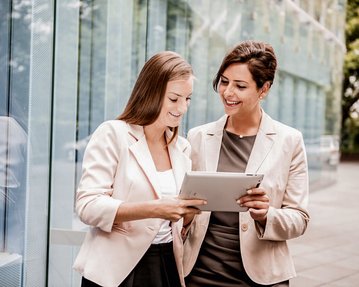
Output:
top-left (0, 0), bottom-right (346, 286)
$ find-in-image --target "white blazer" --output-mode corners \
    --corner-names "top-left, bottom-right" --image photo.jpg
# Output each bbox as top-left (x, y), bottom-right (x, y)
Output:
top-left (184, 111), bottom-right (310, 285)
top-left (73, 120), bottom-right (191, 287)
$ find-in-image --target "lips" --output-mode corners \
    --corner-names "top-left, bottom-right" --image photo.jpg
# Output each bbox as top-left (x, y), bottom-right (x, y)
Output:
top-left (169, 112), bottom-right (182, 117)
top-left (225, 99), bottom-right (241, 106)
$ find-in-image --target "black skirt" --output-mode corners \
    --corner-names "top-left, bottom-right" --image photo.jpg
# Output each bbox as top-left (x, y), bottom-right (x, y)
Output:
top-left (82, 241), bottom-right (181, 287)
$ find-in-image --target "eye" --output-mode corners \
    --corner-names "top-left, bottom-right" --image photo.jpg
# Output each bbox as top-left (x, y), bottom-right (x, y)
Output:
top-left (220, 78), bottom-right (229, 85)
top-left (237, 85), bottom-right (246, 89)
top-left (186, 97), bottom-right (191, 102)
top-left (169, 98), bottom-right (178, 102)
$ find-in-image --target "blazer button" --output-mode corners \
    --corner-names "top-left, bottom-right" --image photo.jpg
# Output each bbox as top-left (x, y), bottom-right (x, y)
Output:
top-left (241, 223), bottom-right (248, 232)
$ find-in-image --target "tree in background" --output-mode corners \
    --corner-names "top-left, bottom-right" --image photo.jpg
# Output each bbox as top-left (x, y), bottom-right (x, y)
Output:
top-left (342, 0), bottom-right (359, 154)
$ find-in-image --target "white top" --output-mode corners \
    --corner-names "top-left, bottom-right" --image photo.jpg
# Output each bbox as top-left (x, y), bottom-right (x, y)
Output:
top-left (152, 169), bottom-right (177, 244)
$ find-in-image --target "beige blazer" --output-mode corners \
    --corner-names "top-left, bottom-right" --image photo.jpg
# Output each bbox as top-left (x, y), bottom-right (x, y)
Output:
top-left (184, 111), bottom-right (310, 285)
top-left (73, 120), bottom-right (191, 287)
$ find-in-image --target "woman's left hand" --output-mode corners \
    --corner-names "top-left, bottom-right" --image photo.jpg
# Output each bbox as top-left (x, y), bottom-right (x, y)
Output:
top-left (237, 188), bottom-right (269, 226)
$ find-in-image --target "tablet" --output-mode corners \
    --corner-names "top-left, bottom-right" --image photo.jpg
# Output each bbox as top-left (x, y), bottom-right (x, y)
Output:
top-left (179, 171), bottom-right (264, 212)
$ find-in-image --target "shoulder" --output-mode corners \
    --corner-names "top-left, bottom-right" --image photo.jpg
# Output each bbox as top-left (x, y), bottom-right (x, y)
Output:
top-left (92, 120), bottom-right (129, 136)
top-left (262, 112), bottom-right (302, 140)
top-left (175, 135), bottom-right (191, 154)
top-left (269, 118), bottom-right (304, 149)
top-left (188, 115), bottom-right (226, 139)
top-left (187, 122), bottom-right (213, 145)
top-left (274, 120), bottom-right (302, 137)
top-left (176, 135), bottom-right (190, 147)
top-left (88, 120), bottom-right (130, 147)
top-left (188, 121), bottom-right (215, 135)
top-left (95, 120), bottom-right (127, 132)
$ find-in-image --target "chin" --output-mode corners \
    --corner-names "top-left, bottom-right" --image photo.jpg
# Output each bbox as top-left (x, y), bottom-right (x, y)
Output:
top-left (168, 118), bottom-right (182, 127)
top-left (166, 122), bottom-right (179, 129)
top-left (224, 107), bottom-right (239, 115)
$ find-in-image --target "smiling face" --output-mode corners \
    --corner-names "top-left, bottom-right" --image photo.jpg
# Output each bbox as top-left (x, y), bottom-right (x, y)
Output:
top-left (219, 63), bottom-right (265, 118)
top-left (156, 77), bottom-right (193, 129)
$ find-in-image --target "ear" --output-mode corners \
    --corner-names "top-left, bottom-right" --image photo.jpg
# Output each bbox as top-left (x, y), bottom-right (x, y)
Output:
top-left (259, 82), bottom-right (271, 100)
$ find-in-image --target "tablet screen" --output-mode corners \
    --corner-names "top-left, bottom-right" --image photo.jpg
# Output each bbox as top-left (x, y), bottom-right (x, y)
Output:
top-left (179, 171), bottom-right (264, 212)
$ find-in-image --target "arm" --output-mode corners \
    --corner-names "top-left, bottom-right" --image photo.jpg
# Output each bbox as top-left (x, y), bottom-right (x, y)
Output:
top-left (262, 132), bottom-right (310, 240)
top-left (76, 122), bottom-right (205, 232)
top-left (75, 122), bottom-right (124, 232)
top-left (240, 132), bottom-right (310, 241)
top-left (114, 198), bottom-right (204, 224)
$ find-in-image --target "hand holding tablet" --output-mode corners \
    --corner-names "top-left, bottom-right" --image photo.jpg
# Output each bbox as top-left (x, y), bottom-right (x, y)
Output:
top-left (179, 171), bottom-right (264, 212)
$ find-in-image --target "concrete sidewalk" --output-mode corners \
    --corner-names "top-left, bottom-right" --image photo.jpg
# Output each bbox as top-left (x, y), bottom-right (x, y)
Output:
top-left (289, 162), bottom-right (359, 287)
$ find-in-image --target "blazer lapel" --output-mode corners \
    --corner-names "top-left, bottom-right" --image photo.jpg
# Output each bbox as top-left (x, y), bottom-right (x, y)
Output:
top-left (128, 124), bottom-right (162, 198)
top-left (245, 112), bottom-right (276, 174)
top-left (167, 139), bottom-right (191, 194)
top-left (204, 115), bottom-right (228, 171)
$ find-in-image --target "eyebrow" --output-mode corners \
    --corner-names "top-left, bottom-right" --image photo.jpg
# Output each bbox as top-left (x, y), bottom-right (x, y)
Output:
top-left (220, 75), bottom-right (248, 84)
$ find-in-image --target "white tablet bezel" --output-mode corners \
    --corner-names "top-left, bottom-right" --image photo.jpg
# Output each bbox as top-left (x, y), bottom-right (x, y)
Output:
top-left (179, 171), bottom-right (264, 212)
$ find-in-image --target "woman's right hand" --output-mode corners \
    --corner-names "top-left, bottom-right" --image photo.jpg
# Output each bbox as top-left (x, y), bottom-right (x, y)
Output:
top-left (152, 197), bottom-right (207, 222)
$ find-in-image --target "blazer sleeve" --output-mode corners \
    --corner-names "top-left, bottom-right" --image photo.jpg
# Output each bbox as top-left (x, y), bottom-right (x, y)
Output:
top-left (76, 121), bottom-right (123, 233)
top-left (256, 131), bottom-right (310, 241)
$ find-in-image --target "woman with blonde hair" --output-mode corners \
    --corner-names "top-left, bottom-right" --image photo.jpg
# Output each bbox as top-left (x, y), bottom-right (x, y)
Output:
top-left (73, 51), bottom-right (205, 287)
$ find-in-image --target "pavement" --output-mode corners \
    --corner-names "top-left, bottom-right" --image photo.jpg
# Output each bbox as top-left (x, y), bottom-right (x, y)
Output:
top-left (289, 161), bottom-right (359, 287)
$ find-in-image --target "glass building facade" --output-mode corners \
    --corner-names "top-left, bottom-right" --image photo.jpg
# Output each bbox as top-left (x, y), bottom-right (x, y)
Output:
top-left (0, 0), bottom-right (346, 286)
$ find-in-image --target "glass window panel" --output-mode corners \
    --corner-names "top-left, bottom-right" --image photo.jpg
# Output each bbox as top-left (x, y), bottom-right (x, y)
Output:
top-left (279, 75), bottom-right (295, 126)
top-left (147, 0), bottom-right (168, 56)
top-left (0, 1), bottom-right (30, 285)
top-left (1, 0), bottom-right (54, 286)
top-left (293, 79), bottom-right (308, 133)
top-left (48, 1), bottom-right (148, 286)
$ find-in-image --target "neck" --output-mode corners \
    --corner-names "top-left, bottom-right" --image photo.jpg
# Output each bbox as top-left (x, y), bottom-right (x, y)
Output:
top-left (144, 124), bottom-right (167, 145)
top-left (226, 109), bottom-right (262, 136)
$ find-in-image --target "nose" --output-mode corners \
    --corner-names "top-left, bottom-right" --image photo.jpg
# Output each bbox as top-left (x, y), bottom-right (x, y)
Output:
top-left (178, 98), bottom-right (188, 114)
top-left (223, 84), bottom-right (235, 97)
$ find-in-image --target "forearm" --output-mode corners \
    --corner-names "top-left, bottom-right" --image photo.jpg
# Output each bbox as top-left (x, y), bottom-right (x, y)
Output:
top-left (114, 198), bottom-right (205, 225)
top-left (258, 207), bottom-right (309, 240)
top-left (114, 201), bottom-right (159, 223)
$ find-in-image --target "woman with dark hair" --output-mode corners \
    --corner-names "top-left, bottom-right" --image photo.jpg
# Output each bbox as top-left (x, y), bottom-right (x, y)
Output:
top-left (73, 51), bottom-right (206, 287)
top-left (183, 40), bottom-right (310, 286)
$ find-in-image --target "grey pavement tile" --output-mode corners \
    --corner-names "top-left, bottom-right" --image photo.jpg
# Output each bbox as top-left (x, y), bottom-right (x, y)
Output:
top-left (332, 256), bottom-right (359, 271)
top-left (319, 284), bottom-right (355, 287)
top-left (289, 241), bottom-right (319, 256)
top-left (318, 249), bottom-right (350, 263)
top-left (328, 272), bottom-right (359, 286)
top-left (290, 275), bottom-right (322, 287)
top-left (292, 251), bottom-right (347, 272)
top-left (292, 254), bottom-right (325, 272)
top-left (294, 248), bottom-right (350, 267)
top-left (296, 263), bottom-right (356, 283)
top-left (330, 243), bottom-right (359, 257)
top-left (300, 236), bottom-right (354, 252)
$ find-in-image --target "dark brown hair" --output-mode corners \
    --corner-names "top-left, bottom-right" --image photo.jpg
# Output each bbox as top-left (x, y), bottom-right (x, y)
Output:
top-left (118, 51), bottom-right (193, 142)
top-left (213, 40), bottom-right (277, 91)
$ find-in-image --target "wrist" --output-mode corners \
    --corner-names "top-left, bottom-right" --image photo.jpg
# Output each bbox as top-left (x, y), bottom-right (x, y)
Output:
top-left (256, 217), bottom-right (267, 227)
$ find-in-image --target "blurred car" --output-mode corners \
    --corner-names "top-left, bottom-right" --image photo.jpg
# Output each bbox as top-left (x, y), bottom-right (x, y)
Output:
top-left (320, 135), bottom-right (340, 166)
top-left (305, 135), bottom-right (340, 168)
top-left (63, 135), bottom-right (91, 162)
